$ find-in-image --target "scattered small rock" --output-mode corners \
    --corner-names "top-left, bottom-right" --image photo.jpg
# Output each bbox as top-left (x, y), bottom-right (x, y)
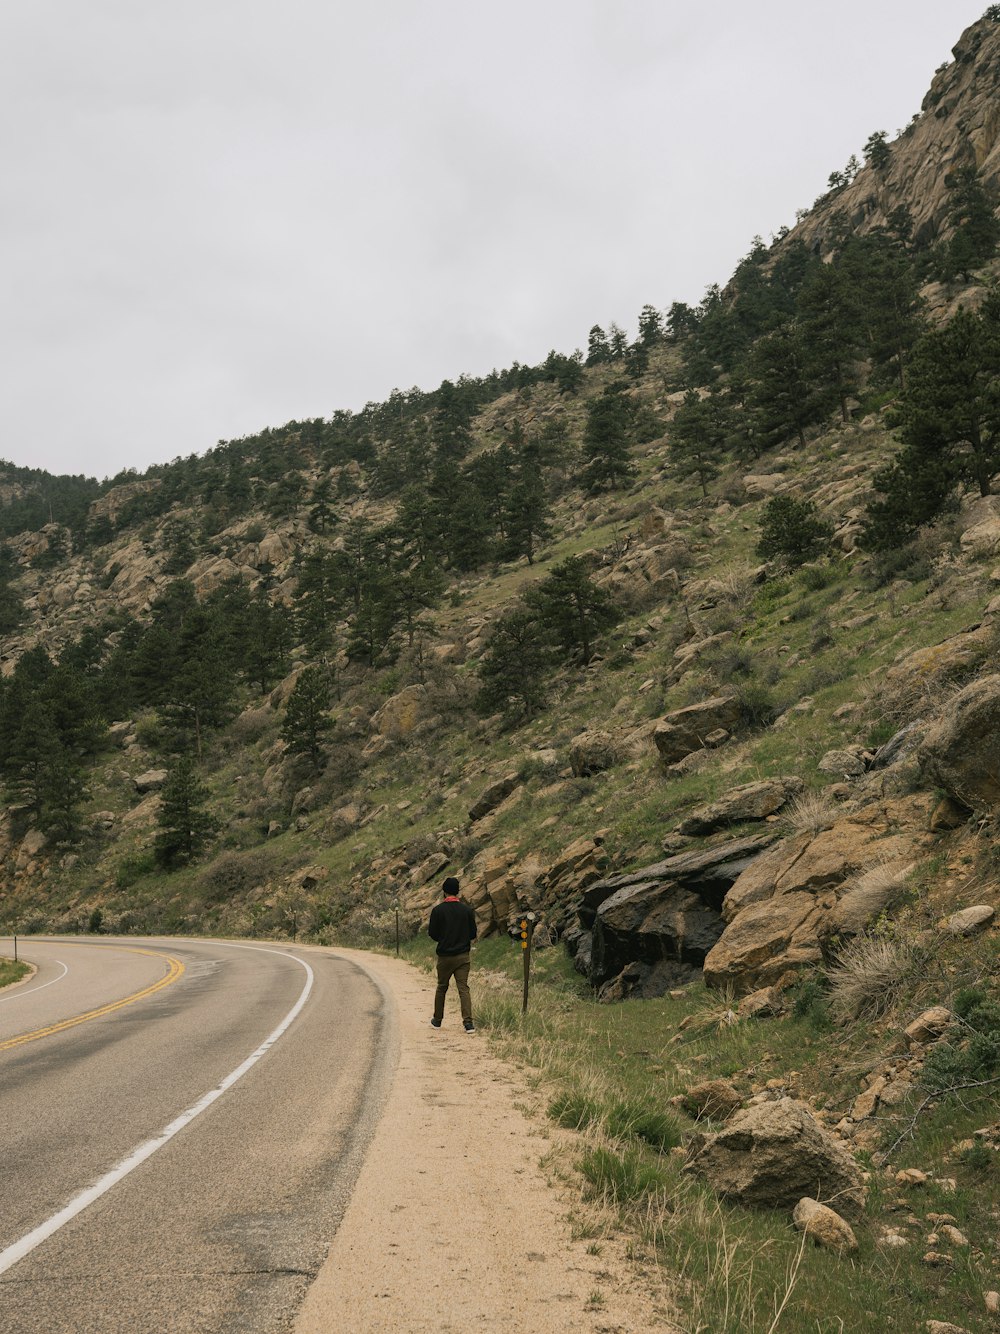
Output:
top-left (942, 905), bottom-right (995, 936)
top-left (905, 1008), bottom-right (953, 1047)
top-left (938, 1225), bottom-right (969, 1247)
top-left (896, 1168), bottom-right (928, 1187)
top-left (682, 1079), bottom-right (742, 1121)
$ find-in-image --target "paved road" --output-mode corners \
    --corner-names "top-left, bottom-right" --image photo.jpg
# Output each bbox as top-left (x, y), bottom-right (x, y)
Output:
top-left (0, 937), bottom-right (396, 1334)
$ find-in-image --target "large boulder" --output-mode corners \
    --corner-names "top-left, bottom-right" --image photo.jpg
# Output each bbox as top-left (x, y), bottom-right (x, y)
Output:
top-left (371, 684), bottom-right (429, 740)
top-left (711, 802), bottom-right (930, 991)
top-left (653, 695), bottom-right (742, 764)
top-left (792, 1198), bottom-right (858, 1253)
top-left (918, 674), bottom-right (1000, 810)
top-left (686, 1097), bottom-right (866, 1219)
top-left (569, 731), bottom-right (619, 777)
top-left (679, 777), bottom-right (803, 836)
top-left (959, 493), bottom-right (1000, 556)
top-left (702, 892), bottom-right (826, 993)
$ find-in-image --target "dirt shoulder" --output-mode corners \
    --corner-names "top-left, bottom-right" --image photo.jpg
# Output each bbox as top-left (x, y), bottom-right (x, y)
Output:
top-left (294, 948), bottom-right (678, 1333)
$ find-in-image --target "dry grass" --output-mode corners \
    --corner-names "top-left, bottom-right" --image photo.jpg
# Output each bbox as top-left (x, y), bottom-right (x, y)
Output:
top-left (847, 856), bottom-right (915, 906)
top-left (783, 789), bottom-right (839, 835)
top-left (712, 561), bottom-right (759, 607)
top-left (827, 932), bottom-right (924, 1023)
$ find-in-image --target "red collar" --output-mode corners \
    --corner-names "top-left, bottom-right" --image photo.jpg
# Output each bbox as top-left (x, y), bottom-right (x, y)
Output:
top-left (444, 895), bottom-right (461, 901)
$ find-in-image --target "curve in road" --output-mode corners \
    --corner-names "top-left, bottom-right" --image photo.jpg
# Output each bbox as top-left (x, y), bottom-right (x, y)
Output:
top-left (0, 937), bottom-right (397, 1334)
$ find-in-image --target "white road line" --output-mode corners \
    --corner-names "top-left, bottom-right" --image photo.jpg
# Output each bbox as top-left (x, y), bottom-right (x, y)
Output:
top-left (0, 946), bottom-right (313, 1279)
top-left (0, 959), bottom-right (69, 1004)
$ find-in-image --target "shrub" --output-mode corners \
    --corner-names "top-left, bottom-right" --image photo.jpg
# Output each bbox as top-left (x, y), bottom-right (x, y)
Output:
top-left (115, 849), bottom-right (157, 889)
top-left (732, 681), bottom-right (779, 728)
top-left (791, 976), bottom-right (832, 1031)
top-left (756, 496), bottom-right (833, 565)
top-left (922, 989), bottom-right (1000, 1092)
top-left (799, 562), bottom-right (839, 592)
top-left (198, 849), bottom-right (276, 902)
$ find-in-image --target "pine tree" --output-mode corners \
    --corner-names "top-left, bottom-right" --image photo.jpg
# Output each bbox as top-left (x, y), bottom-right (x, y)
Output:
top-left (747, 323), bottom-right (830, 448)
top-left (38, 749), bottom-right (89, 843)
top-left (581, 381), bottom-right (636, 491)
top-left (798, 263), bottom-right (863, 424)
top-left (154, 756), bottom-right (218, 869)
top-left (756, 496), bottom-right (833, 565)
top-left (942, 165), bottom-right (1000, 281)
top-left (637, 304), bottom-right (664, 348)
top-left (669, 390), bottom-right (727, 496)
top-left (862, 302), bottom-right (1000, 546)
top-left (586, 325), bottom-right (611, 366)
top-left (476, 606), bottom-right (553, 725)
top-left (502, 458), bottom-right (552, 565)
top-left (281, 666), bottom-right (333, 769)
top-left (525, 557), bottom-right (619, 664)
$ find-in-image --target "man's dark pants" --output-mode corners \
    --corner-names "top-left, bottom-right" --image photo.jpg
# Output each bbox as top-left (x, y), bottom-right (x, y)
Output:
top-left (434, 952), bottom-right (472, 1024)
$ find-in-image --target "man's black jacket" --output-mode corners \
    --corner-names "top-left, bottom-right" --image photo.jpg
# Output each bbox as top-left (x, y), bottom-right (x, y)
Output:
top-left (428, 896), bottom-right (478, 956)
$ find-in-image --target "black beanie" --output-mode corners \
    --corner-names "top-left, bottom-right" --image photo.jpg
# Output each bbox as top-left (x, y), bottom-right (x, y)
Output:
top-left (442, 876), bottom-right (460, 895)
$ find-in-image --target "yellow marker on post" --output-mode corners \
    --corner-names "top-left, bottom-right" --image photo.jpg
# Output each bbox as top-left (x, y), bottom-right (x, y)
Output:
top-left (520, 913), bottom-right (536, 1014)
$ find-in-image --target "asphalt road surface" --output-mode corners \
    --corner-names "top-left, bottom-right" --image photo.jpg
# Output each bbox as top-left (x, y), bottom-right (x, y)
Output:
top-left (0, 937), bottom-right (396, 1334)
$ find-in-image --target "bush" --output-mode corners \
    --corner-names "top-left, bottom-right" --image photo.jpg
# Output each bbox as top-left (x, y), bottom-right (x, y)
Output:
top-left (756, 496), bottom-right (833, 565)
top-left (115, 849), bottom-right (157, 889)
top-left (198, 849), bottom-right (276, 902)
top-left (799, 561), bottom-right (839, 592)
top-left (922, 990), bottom-right (1000, 1092)
top-left (732, 681), bottom-right (779, 729)
top-left (791, 976), bottom-right (832, 1031)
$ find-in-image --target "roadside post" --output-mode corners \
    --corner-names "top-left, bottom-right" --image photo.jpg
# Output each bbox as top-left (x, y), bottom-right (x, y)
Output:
top-left (13, 932), bottom-right (16, 964)
top-left (395, 907), bottom-right (400, 957)
top-left (520, 912), bottom-right (536, 1015)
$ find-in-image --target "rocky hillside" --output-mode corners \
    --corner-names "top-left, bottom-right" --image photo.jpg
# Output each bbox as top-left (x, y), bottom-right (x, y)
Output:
top-left (1, 13), bottom-right (999, 1025)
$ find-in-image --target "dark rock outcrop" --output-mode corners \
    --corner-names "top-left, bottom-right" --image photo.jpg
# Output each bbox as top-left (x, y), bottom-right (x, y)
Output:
top-left (468, 773), bottom-right (520, 822)
top-left (579, 834), bottom-right (775, 996)
top-left (652, 695), bottom-right (742, 765)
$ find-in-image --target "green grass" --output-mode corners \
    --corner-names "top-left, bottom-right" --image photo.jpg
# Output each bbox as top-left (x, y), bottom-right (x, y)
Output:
top-left (0, 959), bottom-right (29, 988)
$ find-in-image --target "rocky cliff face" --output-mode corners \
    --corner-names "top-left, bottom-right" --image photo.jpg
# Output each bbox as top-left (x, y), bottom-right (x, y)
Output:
top-left (791, 16), bottom-right (1000, 254)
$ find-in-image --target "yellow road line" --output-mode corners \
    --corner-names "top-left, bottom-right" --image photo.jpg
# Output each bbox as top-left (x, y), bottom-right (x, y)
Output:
top-left (0, 948), bottom-right (185, 1052)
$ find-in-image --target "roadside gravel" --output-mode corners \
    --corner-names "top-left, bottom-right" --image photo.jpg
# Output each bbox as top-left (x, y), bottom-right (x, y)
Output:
top-left (295, 948), bottom-right (678, 1333)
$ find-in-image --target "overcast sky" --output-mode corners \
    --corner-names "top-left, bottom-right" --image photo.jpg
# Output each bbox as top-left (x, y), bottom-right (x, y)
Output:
top-left (0, 1), bottom-right (988, 481)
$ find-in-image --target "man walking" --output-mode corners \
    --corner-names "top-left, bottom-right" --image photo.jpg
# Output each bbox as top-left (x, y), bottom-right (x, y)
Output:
top-left (428, 876), bottom-right (477, 1032)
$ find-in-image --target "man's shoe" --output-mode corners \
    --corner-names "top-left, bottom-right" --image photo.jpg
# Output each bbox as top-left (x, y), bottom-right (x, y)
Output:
top-left (430, 1018), bottom-right (442, 1028)
top-left (463, 1019), bottom-right (475, 1032)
